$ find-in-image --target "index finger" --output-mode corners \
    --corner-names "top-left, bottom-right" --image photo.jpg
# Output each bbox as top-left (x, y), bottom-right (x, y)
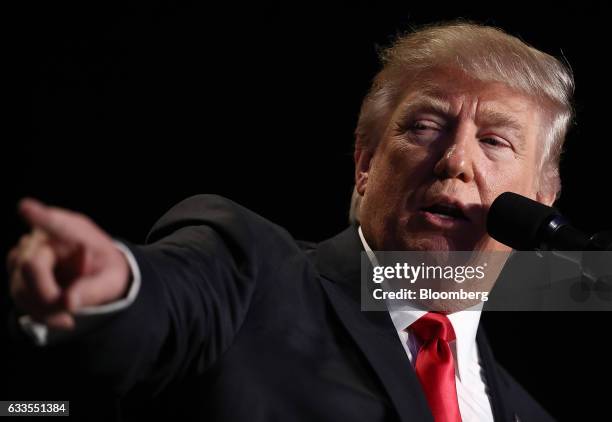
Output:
top-left (18, 198), bottom-right (84, 243)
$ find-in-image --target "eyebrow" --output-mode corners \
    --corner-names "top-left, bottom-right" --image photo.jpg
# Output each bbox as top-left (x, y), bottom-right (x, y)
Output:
top-left (475, 108), bottom-right (524, 135)
top-left (395, 94), bottom-right (454, 123)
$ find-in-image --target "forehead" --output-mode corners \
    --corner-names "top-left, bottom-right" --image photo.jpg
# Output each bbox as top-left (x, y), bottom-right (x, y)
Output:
top-left (396, 73), bottom-right (541, 119)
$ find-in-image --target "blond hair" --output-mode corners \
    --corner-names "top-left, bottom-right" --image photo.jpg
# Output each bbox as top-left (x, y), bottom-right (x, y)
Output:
top-left (350, 21), bottom-right (574, 224)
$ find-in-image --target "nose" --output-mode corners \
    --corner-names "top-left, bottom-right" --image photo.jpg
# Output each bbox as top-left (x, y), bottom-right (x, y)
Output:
top-left (433, 122), bottom-right (475, 183)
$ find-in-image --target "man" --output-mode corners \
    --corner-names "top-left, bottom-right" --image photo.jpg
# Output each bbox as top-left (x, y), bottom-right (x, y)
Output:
top-left (7, 22), bottom-right (571, 421)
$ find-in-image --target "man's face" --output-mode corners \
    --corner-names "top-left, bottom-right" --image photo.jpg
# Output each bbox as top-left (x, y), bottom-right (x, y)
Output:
top-left (357, 68), bottom-right (554, 252)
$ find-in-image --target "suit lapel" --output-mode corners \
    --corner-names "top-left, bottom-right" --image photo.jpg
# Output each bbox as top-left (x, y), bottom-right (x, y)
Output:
top-left (315, 227), bottom-right (433, 422)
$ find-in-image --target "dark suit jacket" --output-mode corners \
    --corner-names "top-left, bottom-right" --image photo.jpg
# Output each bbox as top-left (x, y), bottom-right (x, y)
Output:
top-left (9, 195), bottom-right (555, 421)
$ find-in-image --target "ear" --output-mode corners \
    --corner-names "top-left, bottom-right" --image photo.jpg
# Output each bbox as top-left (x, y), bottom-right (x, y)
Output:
top-left (536, 188), bottom-right (556, 208)
top-left (354, 147), bottom-right (374, 196)
top-left (535, 165), bottom-right (559, 207)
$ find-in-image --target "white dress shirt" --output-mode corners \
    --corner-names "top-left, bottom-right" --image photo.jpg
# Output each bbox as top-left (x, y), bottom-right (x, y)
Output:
top-left (358, 226), bottom-right (494, 422)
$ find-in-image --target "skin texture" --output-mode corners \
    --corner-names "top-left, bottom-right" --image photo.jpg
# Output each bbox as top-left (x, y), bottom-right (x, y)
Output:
top-left (356, 68), bottom-right (556, 253)
top-left (7, 199), bottom-right (130, 329)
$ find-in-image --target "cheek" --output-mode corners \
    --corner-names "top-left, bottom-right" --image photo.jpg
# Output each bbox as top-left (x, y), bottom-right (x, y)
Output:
top-left (380, 140), bottom-right (436, 186)
top-left (364, 142), bottom-right (434, 217)
top-left (474, 158), bottom-right (538, 204)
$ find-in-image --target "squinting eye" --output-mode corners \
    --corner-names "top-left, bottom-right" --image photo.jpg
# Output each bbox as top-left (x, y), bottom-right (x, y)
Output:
top-left (398, 120), bottom-right (444, 144)
top-left (400, 120), bottom-right (443, 138)
top-left (480, 137), bottom-right (509, 148)
top-left (410, 121), bottom-right (439, 132)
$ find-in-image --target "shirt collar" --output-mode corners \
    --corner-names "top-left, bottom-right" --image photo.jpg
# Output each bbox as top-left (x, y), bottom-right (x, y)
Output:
top-left (357, 225), bottom-right (482, 381)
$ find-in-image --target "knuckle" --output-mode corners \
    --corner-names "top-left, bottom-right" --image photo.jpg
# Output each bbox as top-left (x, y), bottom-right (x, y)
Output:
top-left (32, 228), bottom-right (49, 242)
top-left (20, 242), bottom-right (50, 269)
top-left (19, 288), bottom-right (54, 311)
top-left (38, 291), bottom-right (58, 306)
top-left (30, 232), bottom-right (48, 248)
top-left (18, 235), bottom-right (31, 249)
top-left (20, 258), bottom-right (39, 279)
top-left (10, 279), bottom-right (54, 315)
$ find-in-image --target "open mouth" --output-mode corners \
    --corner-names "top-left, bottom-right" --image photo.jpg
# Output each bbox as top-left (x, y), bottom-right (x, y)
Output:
top-left (421, 203), bottom-right (469, 221)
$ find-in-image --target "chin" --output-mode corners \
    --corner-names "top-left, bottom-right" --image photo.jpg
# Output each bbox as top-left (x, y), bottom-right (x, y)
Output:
top-left (400, 234), bottom-right (458, 251)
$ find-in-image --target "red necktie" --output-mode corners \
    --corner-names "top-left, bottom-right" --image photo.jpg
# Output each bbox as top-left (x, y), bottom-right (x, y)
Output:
top-left (410, 312), bottom-right (462, 422)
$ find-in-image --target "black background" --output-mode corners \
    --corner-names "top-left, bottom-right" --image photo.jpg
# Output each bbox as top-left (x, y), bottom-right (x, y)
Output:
top-left (3, 1), bottom-right (612, 420)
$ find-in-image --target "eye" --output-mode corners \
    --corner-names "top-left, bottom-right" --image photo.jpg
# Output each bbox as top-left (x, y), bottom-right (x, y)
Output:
top-left (410, 121), bottom-right (440, 133)
top-left (480, 137), bottom-right (511, 148)
top-left (397, 119), bottom-right (443, 143)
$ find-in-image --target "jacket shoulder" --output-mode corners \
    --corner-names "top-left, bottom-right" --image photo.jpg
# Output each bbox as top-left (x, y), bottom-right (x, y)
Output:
top-left (145, 194), bottom-right (295, 247)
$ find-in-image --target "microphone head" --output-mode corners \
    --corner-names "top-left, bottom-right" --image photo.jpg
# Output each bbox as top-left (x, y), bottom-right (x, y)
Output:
top-left (487, 192), bottom-right (559, 250)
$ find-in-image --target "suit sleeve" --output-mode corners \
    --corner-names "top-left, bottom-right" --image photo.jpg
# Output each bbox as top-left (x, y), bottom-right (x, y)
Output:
top-left (11, 194), bottom-right (299, 398)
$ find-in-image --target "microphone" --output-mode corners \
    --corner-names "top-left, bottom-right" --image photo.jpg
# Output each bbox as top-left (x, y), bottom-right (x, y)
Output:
top-left (487, 192), bottom-right (612, 251)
